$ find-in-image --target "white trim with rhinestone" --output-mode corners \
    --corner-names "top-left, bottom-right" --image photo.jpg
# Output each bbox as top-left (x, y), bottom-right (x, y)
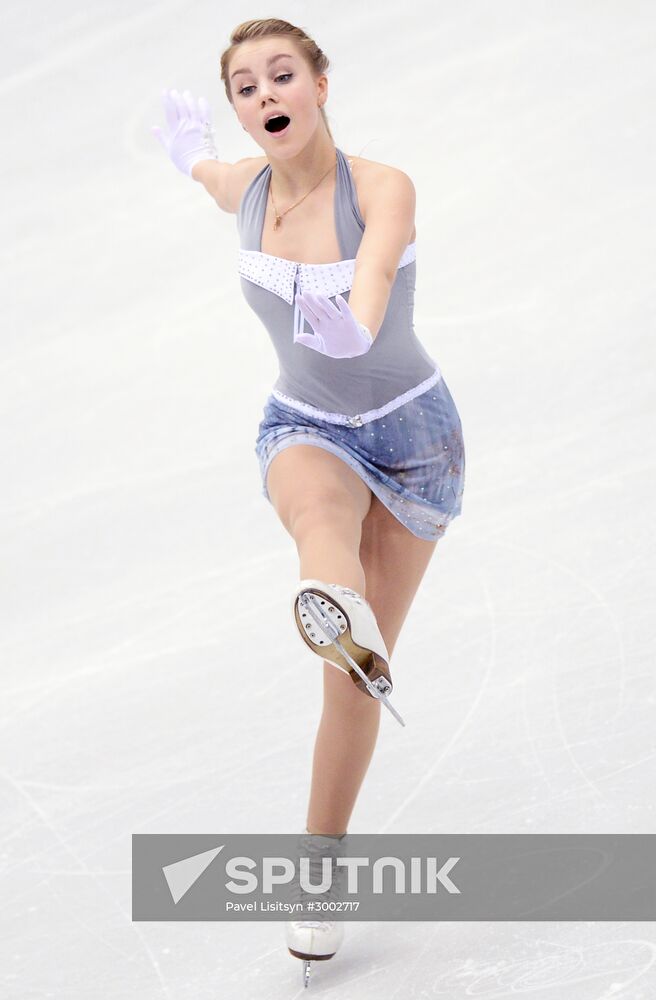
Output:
top-left (237, 241), bottom-right (417, 305)
top-left (271, 366), bottom-right (443, 426)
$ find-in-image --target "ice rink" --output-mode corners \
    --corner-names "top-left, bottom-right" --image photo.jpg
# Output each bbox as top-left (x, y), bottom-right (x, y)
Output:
top-left (2, 1), bottom-right (655, 996)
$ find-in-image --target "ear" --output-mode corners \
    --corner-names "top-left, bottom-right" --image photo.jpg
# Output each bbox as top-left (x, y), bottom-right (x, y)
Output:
top-left (316, 73), bottom-right (328, 105)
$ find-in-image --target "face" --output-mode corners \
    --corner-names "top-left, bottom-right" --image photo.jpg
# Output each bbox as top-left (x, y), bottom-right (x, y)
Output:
top-left (229, 38), bottom-right (327, 153)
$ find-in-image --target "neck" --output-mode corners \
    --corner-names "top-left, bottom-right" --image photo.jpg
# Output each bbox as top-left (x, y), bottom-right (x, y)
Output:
top-left (267, 129), bottom-right (337, 200)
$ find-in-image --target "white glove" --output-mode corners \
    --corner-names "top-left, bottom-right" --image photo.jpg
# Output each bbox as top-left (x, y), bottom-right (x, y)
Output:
top-left (151, 88), bottom-right (219, 178)
top-left (294, 292), bottom-right (374, 359)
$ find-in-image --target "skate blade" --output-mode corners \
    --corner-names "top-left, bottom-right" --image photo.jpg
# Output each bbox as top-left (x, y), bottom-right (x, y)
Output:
top-left (295, 588), bottom-right (389, 689)
top-left (367, 684), bottom-right (406, 726)
top-left (296, 591), bottom-right (406, 727)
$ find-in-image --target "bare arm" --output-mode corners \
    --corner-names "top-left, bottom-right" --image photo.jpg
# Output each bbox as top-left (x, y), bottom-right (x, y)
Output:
top-left (347, 167), bottom-right (416, 338)
top-left (192, 157), bottom-right (267, 215)
top-left (191, 159), bottom-right (231, 205)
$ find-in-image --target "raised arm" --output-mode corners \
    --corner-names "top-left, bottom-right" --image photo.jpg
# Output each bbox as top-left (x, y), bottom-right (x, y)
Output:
top-left (191, 159), bottom-right (232, 207)
top-left (151, 91), bottom-right (263, 215)
top-left (192, 157), bottom-right (268, 215)
top-left (151, 88), bottom-right (223, 186)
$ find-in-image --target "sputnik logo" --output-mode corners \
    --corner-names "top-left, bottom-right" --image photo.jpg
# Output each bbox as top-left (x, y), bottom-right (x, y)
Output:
top-left (162, 845), bottom-right (225, 904)
top-left (161, 846), bottom-right (461, 903)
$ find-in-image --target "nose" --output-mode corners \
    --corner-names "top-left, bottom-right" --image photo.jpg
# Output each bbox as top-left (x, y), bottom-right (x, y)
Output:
top-left (259, 80), bottom-right (278, 104)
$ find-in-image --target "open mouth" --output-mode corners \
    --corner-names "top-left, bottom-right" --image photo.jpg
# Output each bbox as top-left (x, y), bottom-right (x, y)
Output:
top-left (264, 114), bottom-right (291, 134)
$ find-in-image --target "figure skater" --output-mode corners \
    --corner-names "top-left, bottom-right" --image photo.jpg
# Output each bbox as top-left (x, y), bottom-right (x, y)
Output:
top-left (152, 16), bottom-right (465, 987)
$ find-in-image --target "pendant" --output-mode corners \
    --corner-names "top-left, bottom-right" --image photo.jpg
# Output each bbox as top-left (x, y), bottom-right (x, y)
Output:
top-left (273, 215), bottom-right (282, 231)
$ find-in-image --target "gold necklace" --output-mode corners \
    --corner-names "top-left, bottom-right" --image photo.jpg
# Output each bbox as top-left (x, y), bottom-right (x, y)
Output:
top-left (269, 154), bottom-right (337, 230)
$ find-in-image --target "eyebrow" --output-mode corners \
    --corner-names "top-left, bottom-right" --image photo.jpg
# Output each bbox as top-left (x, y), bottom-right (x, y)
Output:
top-left (231, 53), bottom-right (293, 80)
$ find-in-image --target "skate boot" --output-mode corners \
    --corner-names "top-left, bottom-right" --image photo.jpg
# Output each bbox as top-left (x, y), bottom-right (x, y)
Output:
top-left (291, 578), bottom-right (405, 726)
top-left (285, 827), bottom-right (348, 988)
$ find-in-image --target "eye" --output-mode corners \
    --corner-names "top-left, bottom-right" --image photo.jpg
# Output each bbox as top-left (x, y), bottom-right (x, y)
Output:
top-left (238, 73), bottom-right (293, 96)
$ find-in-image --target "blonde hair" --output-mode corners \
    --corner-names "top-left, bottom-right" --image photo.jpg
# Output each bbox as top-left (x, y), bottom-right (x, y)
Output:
top-left (219, 18), bottom-right (333, 140)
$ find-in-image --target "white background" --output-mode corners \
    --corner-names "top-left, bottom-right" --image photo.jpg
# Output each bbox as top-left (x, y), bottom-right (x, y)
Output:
top-left (1, 1), bottom-right (655, 996)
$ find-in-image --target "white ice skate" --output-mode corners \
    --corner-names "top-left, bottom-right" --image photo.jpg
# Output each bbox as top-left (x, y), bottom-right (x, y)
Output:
top-left (291, 578), bottom-right (406, 726)
top-left (285, 828), bottom-right (347, 988)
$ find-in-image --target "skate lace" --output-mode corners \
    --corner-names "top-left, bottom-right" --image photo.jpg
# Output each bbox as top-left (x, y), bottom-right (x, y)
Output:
top-left (289, 834), bottom-right (346, 928)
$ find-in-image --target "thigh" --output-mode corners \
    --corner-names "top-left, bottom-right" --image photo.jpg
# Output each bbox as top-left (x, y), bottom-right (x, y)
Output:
top-left (358, 493), bottom-right (439, 657)
top-left (266, 442), bottom-right (373, 537)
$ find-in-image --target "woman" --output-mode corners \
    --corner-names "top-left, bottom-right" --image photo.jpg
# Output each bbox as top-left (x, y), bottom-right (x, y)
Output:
top-left (152, 17), bottom-right (465, 986)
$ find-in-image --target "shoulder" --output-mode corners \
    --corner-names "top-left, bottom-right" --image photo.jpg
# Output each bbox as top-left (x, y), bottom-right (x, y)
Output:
top-left (346, 156), bottom-right (415, 226)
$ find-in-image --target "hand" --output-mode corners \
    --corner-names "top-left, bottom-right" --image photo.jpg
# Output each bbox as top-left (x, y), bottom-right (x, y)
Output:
top-left (151, 89), bottom-right (219, 178)
top-left (294, 292), bottom-right (373, 359)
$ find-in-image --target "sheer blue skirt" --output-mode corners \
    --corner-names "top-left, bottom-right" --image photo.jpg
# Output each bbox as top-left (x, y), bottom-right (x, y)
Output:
top-left (254, 373), bottom-right (465, 541)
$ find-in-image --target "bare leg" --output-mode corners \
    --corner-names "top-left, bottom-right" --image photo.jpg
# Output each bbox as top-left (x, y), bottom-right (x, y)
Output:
top-left (304, 496), bottom-right (439, 837)
top-left (291, 505), bottom-right (378, 836)
top-left (266, 446), bottom-right (376, 837)
top-left (306, 666), bottom-right (381, 835)
top-left (294, 503), bottom-right (366, 596)
top-left (265, 447), bottom-right (437, 838)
